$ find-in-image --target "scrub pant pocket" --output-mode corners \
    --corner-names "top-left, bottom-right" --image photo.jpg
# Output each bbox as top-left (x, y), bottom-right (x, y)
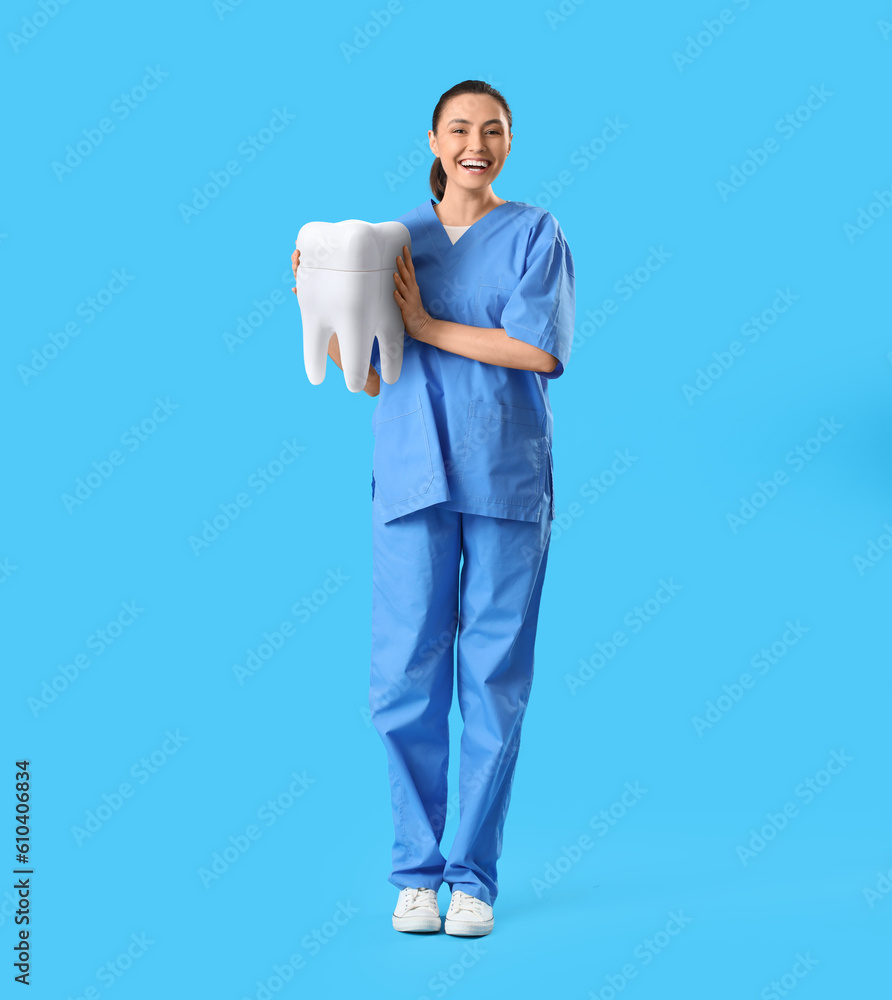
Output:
top-left (369, 502), bottom-right (551, 907)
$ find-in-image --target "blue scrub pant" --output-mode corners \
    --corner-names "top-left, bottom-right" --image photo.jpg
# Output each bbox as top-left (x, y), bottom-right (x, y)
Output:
top-left (369, 502), bottom-right (551, 908)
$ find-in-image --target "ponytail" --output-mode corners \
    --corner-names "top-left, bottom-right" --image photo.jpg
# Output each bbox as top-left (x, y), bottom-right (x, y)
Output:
top-left (429, 156), bottom-right (448, 202)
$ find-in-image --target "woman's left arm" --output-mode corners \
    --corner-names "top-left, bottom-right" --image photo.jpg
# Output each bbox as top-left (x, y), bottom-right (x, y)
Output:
top-left (416, 317), bottom-right (558, 372)
top-left (393, 246), bottom-right (558, 374)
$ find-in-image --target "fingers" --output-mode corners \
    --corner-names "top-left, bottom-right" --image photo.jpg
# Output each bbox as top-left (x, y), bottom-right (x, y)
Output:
top-left (394, 256), bottom-right (411, 283)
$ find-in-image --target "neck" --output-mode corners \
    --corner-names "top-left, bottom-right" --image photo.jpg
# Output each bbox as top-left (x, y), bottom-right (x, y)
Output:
top-left (434, 189), bottom-right (506, 226)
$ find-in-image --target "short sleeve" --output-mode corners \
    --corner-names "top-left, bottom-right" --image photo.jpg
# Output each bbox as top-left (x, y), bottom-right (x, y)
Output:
top-left (500, 234), bottom-right (576, 379)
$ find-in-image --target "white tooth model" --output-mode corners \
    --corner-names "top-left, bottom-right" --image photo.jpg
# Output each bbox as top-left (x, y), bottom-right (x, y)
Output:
top-left (295, 219), bottom-right (410, 392)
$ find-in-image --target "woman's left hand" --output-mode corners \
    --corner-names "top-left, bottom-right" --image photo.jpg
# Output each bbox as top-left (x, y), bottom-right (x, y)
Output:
top-left (393, 245), bottom-right (432, 340)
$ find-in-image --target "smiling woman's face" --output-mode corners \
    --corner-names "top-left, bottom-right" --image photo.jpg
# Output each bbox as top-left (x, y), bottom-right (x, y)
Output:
top-left (429, 93), bottom-right (512, 194)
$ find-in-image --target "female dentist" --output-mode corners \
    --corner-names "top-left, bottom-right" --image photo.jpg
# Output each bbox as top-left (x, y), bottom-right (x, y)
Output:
top-left (292, 80), bottom-right (575, 937)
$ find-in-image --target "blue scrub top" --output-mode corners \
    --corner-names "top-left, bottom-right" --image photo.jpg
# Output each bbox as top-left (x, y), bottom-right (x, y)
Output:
top-left (370, 198), bottom-right (575, 525)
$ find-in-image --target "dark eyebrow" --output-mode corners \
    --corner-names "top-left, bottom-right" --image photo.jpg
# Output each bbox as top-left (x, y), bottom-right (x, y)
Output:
top-left (445, 118), bottom-right (504, 127)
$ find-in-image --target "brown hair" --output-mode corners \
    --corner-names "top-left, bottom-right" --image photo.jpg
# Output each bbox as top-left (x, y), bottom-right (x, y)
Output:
top-left (429, 80), bottom-right (512, 202)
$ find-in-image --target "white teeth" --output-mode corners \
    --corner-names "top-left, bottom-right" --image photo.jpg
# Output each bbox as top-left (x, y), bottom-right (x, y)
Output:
top-left (460, 160), bottom-right (489, 167)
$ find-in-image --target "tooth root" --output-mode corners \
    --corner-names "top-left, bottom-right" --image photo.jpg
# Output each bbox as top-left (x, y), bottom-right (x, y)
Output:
top-left (376, 311), bottom-right (404, 386)
top-left (335, 277), bottom-right (377, 393)
top-left (296, 282), bottom-right (333, 386)
top-left (295, 219), bottom-right (410, 392)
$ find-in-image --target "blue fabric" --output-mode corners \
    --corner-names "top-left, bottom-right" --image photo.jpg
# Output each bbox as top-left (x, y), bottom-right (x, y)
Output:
top-left (370, 198), bottom-right (575, 525)
top-left (369, 495), bottom-right (551, 907)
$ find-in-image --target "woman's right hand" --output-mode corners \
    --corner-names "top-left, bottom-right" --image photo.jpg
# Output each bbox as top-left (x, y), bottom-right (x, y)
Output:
top-left (291, 242), bottom-right (300, 294)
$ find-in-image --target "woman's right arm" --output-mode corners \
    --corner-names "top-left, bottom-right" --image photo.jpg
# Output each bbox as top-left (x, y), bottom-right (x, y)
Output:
top-left (292, 246), bottom-right (380, 397)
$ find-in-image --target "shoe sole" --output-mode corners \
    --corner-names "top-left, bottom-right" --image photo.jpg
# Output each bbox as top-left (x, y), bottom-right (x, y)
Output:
top-left (392, 915), bottom-right (442, 933)
top-left (444, 917), bottom-right (493, 936)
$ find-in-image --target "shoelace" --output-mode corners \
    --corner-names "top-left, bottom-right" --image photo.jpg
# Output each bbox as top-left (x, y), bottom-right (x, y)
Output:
top-left (449, 891), bottom-right (487, 918)
top-left (400, 887), bottom-right (437, 913)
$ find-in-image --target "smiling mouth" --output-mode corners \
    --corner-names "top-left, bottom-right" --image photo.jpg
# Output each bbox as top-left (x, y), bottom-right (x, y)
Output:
top-left (459, 160), bottom-right (491, 174)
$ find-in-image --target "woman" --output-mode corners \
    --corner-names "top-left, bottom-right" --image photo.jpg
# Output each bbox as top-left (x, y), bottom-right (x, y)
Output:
top-left (292, 80), bottom-right (575, 937)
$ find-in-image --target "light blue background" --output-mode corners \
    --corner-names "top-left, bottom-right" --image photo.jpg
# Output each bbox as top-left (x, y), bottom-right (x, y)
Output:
top-left (4, 2), bottom-right (891, 998)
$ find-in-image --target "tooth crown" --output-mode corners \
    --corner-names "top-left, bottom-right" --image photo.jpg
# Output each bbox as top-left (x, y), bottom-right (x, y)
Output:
top-left (295, 219), bottom-right (410, 392)
top-left (296, 218), bottom-right (409, 271)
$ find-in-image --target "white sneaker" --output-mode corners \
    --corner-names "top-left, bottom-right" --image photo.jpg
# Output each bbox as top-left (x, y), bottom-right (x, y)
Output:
top-left (444, 890), bottom-right (494, 936)
top-left (392, 887), bottom-right (441, 933)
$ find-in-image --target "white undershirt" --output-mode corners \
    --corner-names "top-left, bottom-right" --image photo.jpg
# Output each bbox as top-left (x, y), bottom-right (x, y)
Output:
top-left (442, 224), bottom-right (471, 245)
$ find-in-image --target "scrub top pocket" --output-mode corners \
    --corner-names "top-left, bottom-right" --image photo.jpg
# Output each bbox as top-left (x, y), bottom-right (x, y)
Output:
top-left (372, 395), bottom-right (434, 508)
top-left (474, 273), bottom-right (519, 328)
top-left (459, 400), bottom-right (545, 508)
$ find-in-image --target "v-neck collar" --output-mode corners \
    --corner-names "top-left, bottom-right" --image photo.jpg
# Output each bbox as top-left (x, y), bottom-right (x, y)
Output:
top-left (420, 198), bottom-right (513, 268)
